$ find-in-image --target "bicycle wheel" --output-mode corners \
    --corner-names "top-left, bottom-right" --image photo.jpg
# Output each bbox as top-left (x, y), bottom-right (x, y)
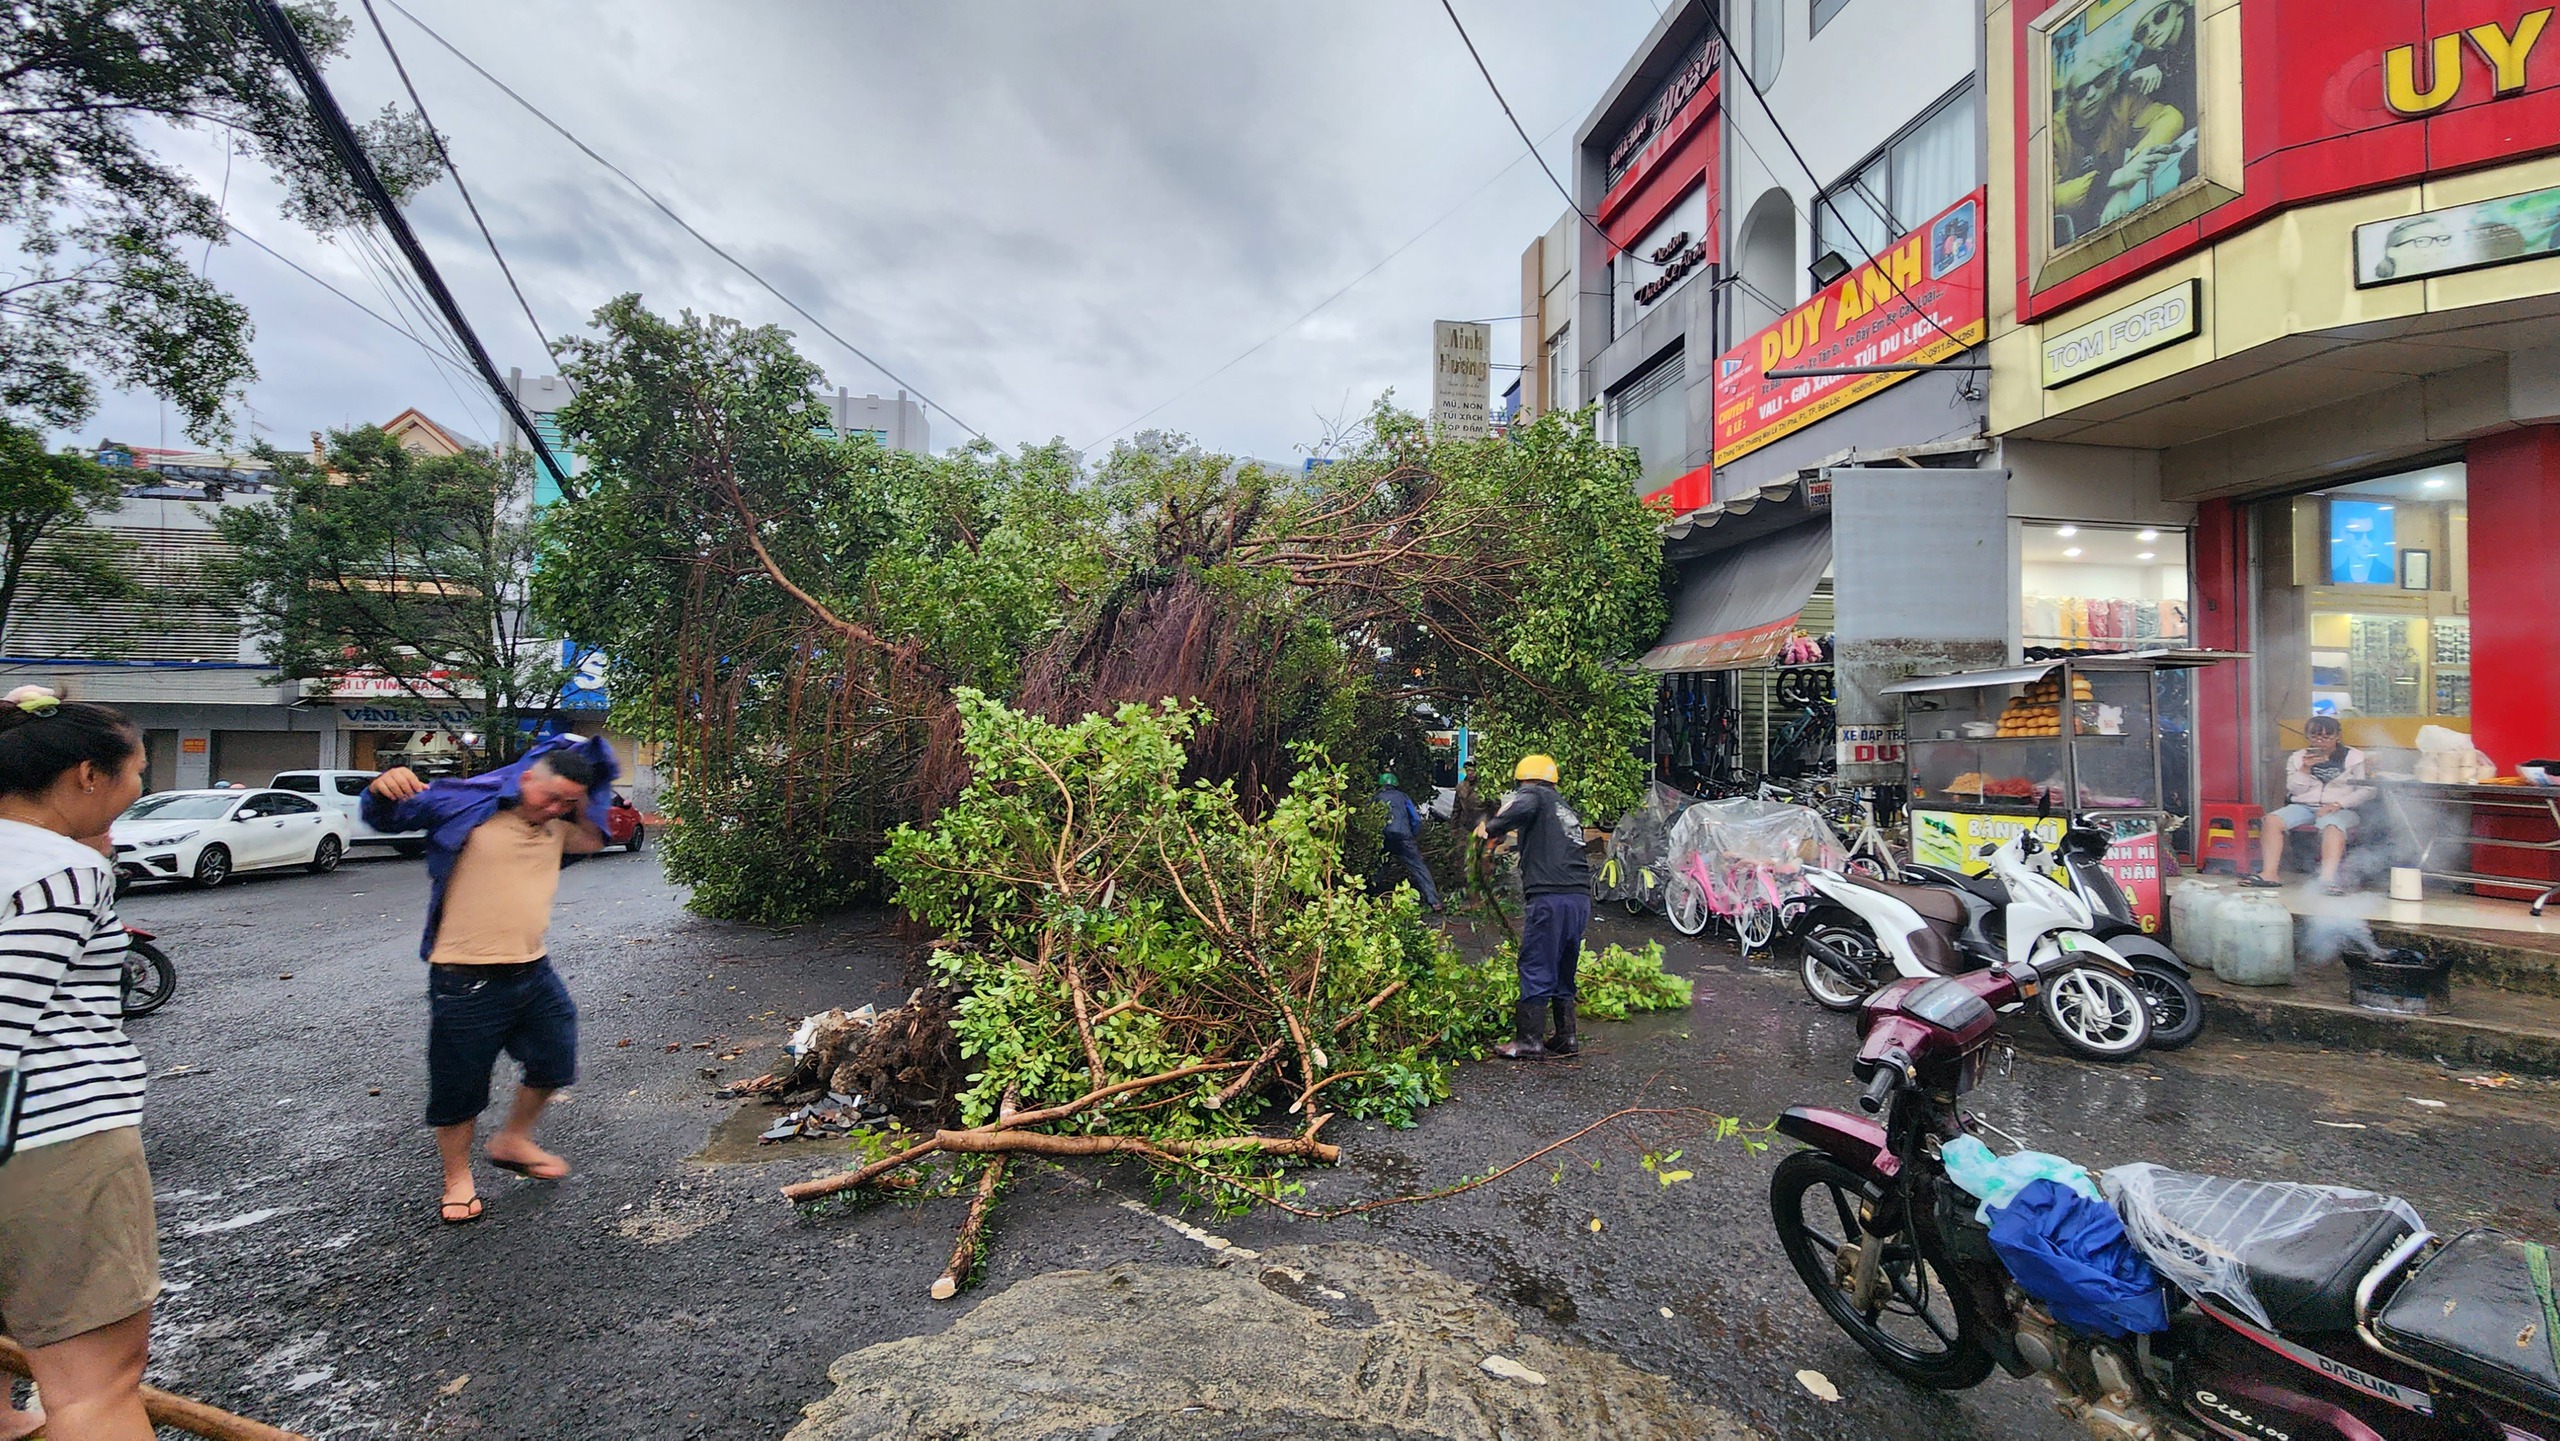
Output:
top-left (1664, 871), bottom-right (1710, 936)
top-left (1733, 896), bottom-right (1777, 953)
top-left (1844, 853), bottom-right (1889, 881)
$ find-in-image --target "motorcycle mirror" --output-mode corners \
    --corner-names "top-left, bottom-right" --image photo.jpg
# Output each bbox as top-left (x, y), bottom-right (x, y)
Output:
top-left (2037, 792), bottom-right (2052, 822)
top-left (1977, 842), bottom-right (1998, 858)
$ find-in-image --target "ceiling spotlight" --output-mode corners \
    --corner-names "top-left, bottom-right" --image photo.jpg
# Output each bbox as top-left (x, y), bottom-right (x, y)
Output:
top-left (2138, 551), bottom-right (2156, 560)
top-left (2377, 504), bottom-right (2395, 511)
top-left (2423, 476), bottom-right (2448, 489)
top-left (2055, 525), bottom-right (2078, 537)
top-left (2136, 528), bottom-right (2160, 541)
top-left (2063, 547), bottom-right (2084, 558)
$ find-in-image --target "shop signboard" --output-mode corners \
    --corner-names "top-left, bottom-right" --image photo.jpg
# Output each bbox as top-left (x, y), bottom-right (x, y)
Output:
top-left (1711, 189), bottom-right (1987, 467)
top-left (335, 706), bottom-right (481, 732)
top-left (1605, 34), bottom-right (1721, 189)
top-left (313, 669), bottom-right (483, 701)
top-left (2039, 278), bottom-right (2200, 387)
top-left (558, 641), bottom-right (610, 711)
top-left (1431, 321), bottom-right (1491, 439)
top-left (1613, 184), bottom-right (1712, 335)
top-left (1836, 724), bottom-right (1906, 768)
top-left (2354, 182), bottom-right (2560, 287)
top-left (1910, 808), bottom-right (2164, 932)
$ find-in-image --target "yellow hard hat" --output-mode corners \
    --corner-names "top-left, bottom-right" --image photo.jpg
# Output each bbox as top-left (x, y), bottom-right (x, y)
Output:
top-left (1514, 754), bottom-right (1559, 784)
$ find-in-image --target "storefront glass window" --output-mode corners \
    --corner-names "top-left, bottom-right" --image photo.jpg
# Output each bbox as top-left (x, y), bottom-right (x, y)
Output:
top-left (1606, 351), bottom-right (1688, 495)
top-left (2259, 463), bottom-right (2468, 751)
top-left (2019, 522), bottom-right (2191, 651)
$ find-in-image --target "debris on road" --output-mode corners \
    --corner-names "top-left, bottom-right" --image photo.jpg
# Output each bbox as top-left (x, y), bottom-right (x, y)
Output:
top-left (1796, 1369), bottom-right (1841, 1403)
top-left (1480, 1354), bottom-right (1548, 1386)
top-left (2454, 1072), bottom-right (2519, 1090)
top-left (2408, 1096), bottom-right (2449, 1108)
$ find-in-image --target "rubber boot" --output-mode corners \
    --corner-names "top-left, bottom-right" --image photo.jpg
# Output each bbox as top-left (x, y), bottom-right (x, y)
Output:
top-left (1544, 997), bottom-right (1579, 1057)
top-left (1490, 1000), bottom-right (1549, 1060)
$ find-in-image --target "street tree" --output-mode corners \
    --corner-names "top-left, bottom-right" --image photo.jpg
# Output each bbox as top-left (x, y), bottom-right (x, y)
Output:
top-left (0, 420), bottom-right (139, 647)
top-left (209, 425), bottom-right (559, 762)
top-left (535, 299), bottom-right (1669, 925)
top-left (1, 0), bottom-right (439, 437)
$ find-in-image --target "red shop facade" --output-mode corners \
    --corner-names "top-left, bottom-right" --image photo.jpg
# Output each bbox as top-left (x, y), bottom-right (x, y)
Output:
top-left (1988, 0), bottom-right (2560, 890)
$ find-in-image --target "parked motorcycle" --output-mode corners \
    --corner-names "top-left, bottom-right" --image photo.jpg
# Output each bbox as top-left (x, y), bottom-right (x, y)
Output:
top-left (121, 924), bottom-right (176, 1017)
top-left (1769, 964), bottom-right (2560, 1440)
top-left (1900, 818), bottom-right (2205, 1050)
top-left (1790, 806), bottom-right (2156, 1062)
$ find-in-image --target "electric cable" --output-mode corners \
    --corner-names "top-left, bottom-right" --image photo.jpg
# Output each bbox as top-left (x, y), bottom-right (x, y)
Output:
top-left (231, 225), bottom-right (488, 382)
top-left (1436, 0), bottom-right (1641, 261)
top-left (379, 0), bottom-right (983, 445)
top-left (243, 0), bottom-right (572, 492)
top-left (358, 0), bottom-right (558, 371)
top-left (1687, 0), bottom-right (1977, 357)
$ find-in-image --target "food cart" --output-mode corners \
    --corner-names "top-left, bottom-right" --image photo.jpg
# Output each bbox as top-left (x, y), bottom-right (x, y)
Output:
top-left (1882, 651), bottom-right (2235, 932)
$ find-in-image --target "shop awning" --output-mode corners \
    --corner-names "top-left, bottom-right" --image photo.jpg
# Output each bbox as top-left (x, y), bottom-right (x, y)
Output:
top-left (1639, 518), bottom-right (1832, 672)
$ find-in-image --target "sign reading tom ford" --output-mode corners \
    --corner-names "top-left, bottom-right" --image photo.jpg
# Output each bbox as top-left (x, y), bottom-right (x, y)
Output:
top-left (1711, 190), bottom-right (1987, 467)
top-left (1431, 320), bottom-right (1491, 440)
top-left (2039, 278), bottom-right (2199, 387)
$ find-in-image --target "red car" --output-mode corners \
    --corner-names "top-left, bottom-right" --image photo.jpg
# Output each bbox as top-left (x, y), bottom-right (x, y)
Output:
top-left (605, 794), bottom-right (646, 851)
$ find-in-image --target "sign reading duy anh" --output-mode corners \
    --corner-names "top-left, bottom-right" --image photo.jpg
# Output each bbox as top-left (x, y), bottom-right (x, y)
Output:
top-left (1432, 320), bottom-right (1492, 440)
top-left (2039, 278), bottom-right (2199, 387)
top-left (1711, 189), bottom-right (1986, 467)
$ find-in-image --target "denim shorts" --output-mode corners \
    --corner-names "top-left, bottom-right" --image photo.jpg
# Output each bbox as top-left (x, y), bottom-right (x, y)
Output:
top-left (426, 958), bottom-right (578, 1127)
top-left (2270, 802), bottom-right (2358, 834)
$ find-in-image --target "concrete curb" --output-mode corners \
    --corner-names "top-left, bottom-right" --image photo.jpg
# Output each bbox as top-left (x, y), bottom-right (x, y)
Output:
top-left (2197, 978), bottom-right (2560, 1076)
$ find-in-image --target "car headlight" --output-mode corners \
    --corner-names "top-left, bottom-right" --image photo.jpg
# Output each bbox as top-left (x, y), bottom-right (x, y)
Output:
top-left (155, 830), bottom-right (198, 847)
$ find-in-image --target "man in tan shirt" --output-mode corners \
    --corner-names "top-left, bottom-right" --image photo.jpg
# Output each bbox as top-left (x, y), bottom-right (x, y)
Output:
top-left (365, 742), bottom-right (611, 1224)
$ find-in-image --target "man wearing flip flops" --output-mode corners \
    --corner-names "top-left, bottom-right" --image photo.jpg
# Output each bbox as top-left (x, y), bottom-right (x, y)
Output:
top-left (364, 734), bottom-right (616, 1224)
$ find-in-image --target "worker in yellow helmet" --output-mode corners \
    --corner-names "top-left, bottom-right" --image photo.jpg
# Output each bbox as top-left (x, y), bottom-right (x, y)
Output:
top-left (1475, 753), bottom-right (1590, 1060)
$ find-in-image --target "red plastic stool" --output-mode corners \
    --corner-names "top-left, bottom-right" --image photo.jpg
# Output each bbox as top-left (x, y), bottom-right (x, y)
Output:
top-left (2197, 803), bottom-right (2263, 874)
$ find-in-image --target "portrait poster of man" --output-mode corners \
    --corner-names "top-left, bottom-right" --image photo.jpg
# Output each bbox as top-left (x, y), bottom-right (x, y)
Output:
top-left (2045, 0), bottom-right (2202, 252)
top-left (2355, 185), bottom-right (2560, 287)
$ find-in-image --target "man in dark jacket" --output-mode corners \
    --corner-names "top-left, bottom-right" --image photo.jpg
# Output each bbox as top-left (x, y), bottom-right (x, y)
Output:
top-left (1375, 772), bottom-right (1442, 912)
top-left (1475, 754), bottom-right (1590, 1060)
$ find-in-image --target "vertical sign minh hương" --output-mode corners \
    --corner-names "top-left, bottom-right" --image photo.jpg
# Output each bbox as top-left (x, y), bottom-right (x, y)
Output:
top-left (1432, 321), bottom-right (1492, 440)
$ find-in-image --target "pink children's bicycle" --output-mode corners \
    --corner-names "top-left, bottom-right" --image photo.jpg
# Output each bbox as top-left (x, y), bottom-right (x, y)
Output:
top-left (1664, 847), bottom-right (1812, 953)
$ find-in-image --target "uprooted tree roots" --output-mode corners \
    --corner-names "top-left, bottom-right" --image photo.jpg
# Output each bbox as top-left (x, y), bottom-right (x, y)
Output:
top-left (775, 694), bottom-right (1723, 1296)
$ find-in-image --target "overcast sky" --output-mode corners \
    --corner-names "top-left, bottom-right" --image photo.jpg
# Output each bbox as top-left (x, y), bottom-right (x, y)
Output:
top-left (77, 1), bottom-right (1664, 465)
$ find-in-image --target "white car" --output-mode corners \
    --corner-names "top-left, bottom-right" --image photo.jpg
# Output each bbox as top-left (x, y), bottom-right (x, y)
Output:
top-left (269, 769), bottom-right (428, 852)
top-left (111, 788), bottom-right (354, 889)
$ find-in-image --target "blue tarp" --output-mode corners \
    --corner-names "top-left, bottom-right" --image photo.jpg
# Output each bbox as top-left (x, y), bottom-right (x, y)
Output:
top-left (1986, 1178), bottom-right (2170, 1337)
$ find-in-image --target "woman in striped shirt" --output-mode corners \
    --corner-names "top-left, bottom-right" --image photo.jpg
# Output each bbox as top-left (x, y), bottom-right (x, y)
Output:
top-left (0, 688), bottom-right (153, 1441)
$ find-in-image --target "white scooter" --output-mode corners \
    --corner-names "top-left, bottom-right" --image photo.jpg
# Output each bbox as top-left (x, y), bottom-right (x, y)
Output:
top-left (1790, 807), bottom-right (2154, 1062)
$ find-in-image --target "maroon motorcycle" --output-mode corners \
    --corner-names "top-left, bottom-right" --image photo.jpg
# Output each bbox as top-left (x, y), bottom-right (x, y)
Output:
top-left (1770, 962), bottom-right (2560, 1440)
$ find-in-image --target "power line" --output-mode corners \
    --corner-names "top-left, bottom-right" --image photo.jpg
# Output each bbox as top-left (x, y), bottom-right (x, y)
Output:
top-left (1076, 114), bottom-right (1577, 454)
top-left (1436, 0), bottom-right (1639, 261)
top-left (1688, 0), bottom-right (1976, 357)
top-left (233, 227), bottom-right (485, 383)
top-left (379, 0), bottom-right (983, 446)
top-left (244, 0), bottom-right (573, 493)
top-left (358, 0), bottom-right (557, 372)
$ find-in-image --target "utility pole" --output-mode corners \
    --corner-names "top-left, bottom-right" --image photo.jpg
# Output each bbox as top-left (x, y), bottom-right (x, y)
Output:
top-left (243, 0), bottom-right (576, 499)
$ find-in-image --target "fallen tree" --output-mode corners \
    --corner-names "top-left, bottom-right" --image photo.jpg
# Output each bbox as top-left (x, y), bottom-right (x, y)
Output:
top-left (770, 693), bottom-right (1709, 1289)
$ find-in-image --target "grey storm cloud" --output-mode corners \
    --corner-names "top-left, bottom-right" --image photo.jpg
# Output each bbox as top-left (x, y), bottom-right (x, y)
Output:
top-left (75, 0), bottom-right (1660, 461)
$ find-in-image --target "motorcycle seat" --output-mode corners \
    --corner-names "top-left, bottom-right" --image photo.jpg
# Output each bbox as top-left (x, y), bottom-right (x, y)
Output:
top-left (1846, 874), bottom-right (1966, 929)
top-left (2111, 1169), bottom-right (2416, 1334)
top-left (2372, 1229), bottom-right (2560, 1419)
top-left (1904, 864), bottom-right (2010, 908)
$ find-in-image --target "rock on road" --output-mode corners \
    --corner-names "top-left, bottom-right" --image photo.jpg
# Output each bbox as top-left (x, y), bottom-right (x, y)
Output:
top-left (109, 854), bottom-right (2560, 1439)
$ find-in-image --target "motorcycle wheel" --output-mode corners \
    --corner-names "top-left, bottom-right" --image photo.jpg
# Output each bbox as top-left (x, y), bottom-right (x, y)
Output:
top-left (2039, 964), bottom-right (2153, 1061)
top-left (122, 940), bottom-right (177, 1017)
top-left (1798, 918), bottom-right (1880, 1012)
top-left (1770, 1151), bottom-right (1994, 1390)
top-left (2129, 960), bottom-right (2204, 1050)
top-left (1665, 873), bottom-right (1710, 937)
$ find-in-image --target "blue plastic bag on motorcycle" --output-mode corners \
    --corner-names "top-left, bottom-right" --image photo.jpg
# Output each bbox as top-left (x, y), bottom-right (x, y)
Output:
top-left (1986, 1179), bottom-right (2170, 1337)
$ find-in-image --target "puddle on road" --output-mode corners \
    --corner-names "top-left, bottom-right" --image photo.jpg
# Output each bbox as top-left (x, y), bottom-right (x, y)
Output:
top-left (1494, 1262), bottom-right (1580, 1325)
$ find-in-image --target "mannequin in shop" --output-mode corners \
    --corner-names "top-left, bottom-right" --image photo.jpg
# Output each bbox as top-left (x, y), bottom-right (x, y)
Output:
top-left (2243, 715), bottom-right (2373, 896)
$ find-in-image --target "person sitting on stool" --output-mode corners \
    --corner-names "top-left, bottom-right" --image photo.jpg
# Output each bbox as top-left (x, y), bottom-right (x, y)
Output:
top-left (2243, 715), bottom-right (2372, 896)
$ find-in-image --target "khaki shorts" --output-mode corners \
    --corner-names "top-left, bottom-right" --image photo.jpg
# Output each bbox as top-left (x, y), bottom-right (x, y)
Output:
top-left (0, 1125), bottom-right (160, 1348)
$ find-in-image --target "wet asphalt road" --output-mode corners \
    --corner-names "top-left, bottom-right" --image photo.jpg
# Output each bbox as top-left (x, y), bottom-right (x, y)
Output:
top-left (111, 855), bottom-right (2560, 1440)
